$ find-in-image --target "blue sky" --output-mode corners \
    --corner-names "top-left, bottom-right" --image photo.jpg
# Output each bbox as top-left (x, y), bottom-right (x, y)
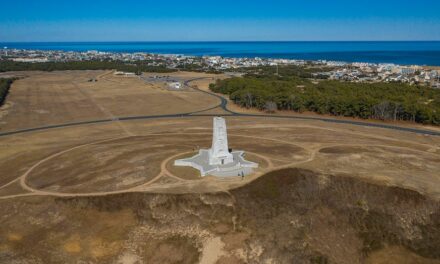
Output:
top-left (1, 0), bottom-right (440, 41)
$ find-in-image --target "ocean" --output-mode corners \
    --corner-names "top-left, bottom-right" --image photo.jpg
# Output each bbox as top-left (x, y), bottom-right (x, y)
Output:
top-left (2, 41), bottom-right (440, 66)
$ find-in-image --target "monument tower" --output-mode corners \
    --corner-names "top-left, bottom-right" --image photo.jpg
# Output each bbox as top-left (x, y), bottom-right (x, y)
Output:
top-left (209, 117), bottom-right (233, 165)
top-left (174, 117), bottom-right (258, 177)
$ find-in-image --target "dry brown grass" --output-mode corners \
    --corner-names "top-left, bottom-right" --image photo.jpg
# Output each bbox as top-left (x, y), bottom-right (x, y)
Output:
top-left (0, 71), bottom-right (440, 263)
top-left (366, 246), bottom-right (440, 264)
top-left (1, 115), bottom-right (440, 197)
top-left (0, 71), bottom-right (219, 131)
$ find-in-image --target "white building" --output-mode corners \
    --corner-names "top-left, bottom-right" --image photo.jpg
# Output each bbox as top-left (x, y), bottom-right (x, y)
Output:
top-left (168, 82), bottom-right (182, 89)
top-left (12, 57), bottom-right (48, 63)
top-left (400, 67), bottom-right (416, 75)
top-left (114, 71), bottom-right (136, 77)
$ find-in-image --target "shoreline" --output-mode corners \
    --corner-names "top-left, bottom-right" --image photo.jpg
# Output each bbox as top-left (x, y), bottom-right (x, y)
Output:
top-left (2, 42), bottom-right (440, 67)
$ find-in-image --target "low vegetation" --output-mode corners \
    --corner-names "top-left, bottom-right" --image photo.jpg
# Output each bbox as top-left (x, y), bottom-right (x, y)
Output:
top-left (0, 60), bottom-right (176, 74)
top-left (233, 168), bottom-right (440, 261)
top-left (211, 75), bottom-right (440, 125)
top-left (0, 78), bottom-right (14, 106)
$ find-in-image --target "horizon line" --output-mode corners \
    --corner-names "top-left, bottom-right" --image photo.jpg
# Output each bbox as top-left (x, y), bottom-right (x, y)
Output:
top-left (2, 40), bottom-right (440, 44)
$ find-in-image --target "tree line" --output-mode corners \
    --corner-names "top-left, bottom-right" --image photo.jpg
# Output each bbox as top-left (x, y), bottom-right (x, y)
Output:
top-left (0, 60), bottom-right (176, 74)
top-left (235, 65), bottom-right (334, 79)
top-left (0, 78), bottom-right (14, 106)
top-left (210, 76), bottom-right (440, 125)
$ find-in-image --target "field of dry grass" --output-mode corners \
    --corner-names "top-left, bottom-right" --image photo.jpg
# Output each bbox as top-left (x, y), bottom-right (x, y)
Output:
top-left (0, 71), bottom-right (439, 263)
top-left (0, 71), bottom-right (219, 131)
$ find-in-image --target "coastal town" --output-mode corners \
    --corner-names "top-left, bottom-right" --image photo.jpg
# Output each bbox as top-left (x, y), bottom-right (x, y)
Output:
top-left (1, 47), bottom-right (439, 88)
top-left (2, 0), bottom-right (440, 263)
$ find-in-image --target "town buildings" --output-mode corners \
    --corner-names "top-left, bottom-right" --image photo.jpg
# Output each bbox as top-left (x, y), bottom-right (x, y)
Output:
top-left (1, 48), bottom-right (439, 88)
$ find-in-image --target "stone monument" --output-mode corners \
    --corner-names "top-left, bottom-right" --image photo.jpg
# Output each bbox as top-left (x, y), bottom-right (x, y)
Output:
top-left (174, 117), bottom-right (258, 177)
top-left (209, 117), bottom-right (234, 165)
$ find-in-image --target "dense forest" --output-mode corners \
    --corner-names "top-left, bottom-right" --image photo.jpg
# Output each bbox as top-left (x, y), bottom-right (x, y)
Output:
top-left (0, 60), bottom-right (176, 73)
top-left (236, 65), bottom-right (334, 79)
top-left (210, 76), bottom-right (440, 125)
top-left (0, 78), bottom-right (14, 106)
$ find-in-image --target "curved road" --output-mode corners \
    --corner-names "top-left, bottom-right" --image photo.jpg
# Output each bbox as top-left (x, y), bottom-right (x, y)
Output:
top-left (0, 77), bottom-right (439, 137)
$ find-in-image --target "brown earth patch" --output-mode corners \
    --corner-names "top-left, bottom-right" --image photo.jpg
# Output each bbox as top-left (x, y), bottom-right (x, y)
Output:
top-left (0, 180), bottom-right (28, 197)
top-left (320, 145), bottom-right (374, 154)
top-left (141, 236), bottom-right (200, 264)
top-left (25, 136), bottom-right (191, 193)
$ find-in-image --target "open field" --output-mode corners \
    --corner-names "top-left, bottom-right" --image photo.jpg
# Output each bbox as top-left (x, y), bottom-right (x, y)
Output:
top-left (0, 71), bottom-right (220, 131)
top-left (0, 71), bottom-right (439, 263)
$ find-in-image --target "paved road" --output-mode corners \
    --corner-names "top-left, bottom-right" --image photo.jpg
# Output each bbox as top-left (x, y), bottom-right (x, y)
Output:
top-left (1, 78), bottom-right (440, 138)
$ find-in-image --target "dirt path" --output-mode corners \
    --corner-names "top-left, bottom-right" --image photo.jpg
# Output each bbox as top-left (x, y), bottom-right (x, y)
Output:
top-left (199, 237), bottom-right (226, 264)
top-left (0, 77), bottom-right (438, 200)
top-left (2, 126), bottom-right (439, 200)
top-left (0, 133), bottom-right (308, 200)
